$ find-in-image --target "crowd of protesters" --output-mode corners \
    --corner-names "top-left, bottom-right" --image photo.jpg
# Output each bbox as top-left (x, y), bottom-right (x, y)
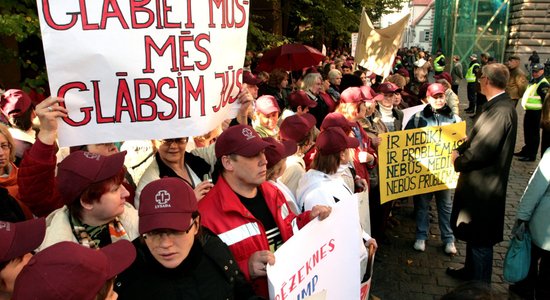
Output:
top-left (0, 44), bottom-right (549, 299)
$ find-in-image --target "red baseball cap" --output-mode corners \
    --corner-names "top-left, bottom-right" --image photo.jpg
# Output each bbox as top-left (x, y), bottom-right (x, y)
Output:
top-left (378, 82), bottom-right (401, 94)
top-left (243, 71), bottom-right (262, 85)
top-left (1, 89), bottom-right (32, 117)
top-left (0, 218), bottom-right (46, 263)
top-left (215, 124), bottom-right (275, 159)
top-left (56, 151), bottom-right (127, 205)
top-left (396, 68), bottom-right (410, 78)
top-left (360, 86), bottom-right (384, 102)
top-left (280, 113), bottom-right (317, 143)
top-left (340, 86), bottom-right (383, 103)
top-left (434, 72), bottom-right (452, 84)
top-left (316, 127), bottom-right (359, 155)
top-left (320, 112), bottom-right (355, 133)
top-left (427, 83), bottom-right (447, 97)
top-left (138, 177), bottom-right (197, 234)
top-left (255, 95), bottom-right (280, 115)
top-left (288, 90), bottom-right (317, 110)
top-left (340, 87), bottom-right (363, 104)
top-left (12, 240), bottom-right (136, 300)
top-left (263, 137), bottom-right (298, 169)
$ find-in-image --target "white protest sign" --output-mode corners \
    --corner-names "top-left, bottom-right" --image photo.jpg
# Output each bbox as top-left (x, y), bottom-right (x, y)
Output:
top-left (267, 197), bottom-right (361, 300)
top-left (37, 1), bottom-right (249, 146)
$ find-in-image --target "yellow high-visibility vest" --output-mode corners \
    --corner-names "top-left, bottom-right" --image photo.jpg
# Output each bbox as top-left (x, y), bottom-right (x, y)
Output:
top-left (521, 78), bottom-right (549, 110)
top-left (465, 63), bottom-right (480, 83)
top-left (434, 55), bottom-right (445, 72)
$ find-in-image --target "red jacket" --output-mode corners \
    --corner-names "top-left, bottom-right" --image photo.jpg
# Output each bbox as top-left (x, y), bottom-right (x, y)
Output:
top-left (351, 122), bottom-right (378, 186)
top-left (17, 139), bottom-right (136, 217)
top-left (17, 139), bottom-right (63, 217)
top-left (198, 176), bottom-right (312, 298)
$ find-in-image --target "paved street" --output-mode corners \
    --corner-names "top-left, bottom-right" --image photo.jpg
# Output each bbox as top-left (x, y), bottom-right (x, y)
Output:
top-left (370, 80), bottom-right (539, 299)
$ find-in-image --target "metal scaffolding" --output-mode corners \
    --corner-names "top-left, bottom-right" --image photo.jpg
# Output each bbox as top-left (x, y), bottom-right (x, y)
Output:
top-left (432, 0), bottom-right (510, 66)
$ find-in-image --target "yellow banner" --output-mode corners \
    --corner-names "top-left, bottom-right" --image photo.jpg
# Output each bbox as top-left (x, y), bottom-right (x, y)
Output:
top-left (378, 122), bottom-right (466, 204)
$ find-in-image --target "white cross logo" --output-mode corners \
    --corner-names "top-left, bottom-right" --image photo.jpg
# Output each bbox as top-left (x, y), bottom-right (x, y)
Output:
top-left (0, 222), bottom-right (9, 231)
top-left (83, 152), bottom-right (101, 161)
top-left (155, 190), bottom-right (171, 205)
top-left (242, 128), bottom-right (255, 140)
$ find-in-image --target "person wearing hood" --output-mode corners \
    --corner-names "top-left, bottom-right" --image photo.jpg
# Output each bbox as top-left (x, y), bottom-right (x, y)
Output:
top-left (405, 83), bottom-right (462, 255)
top-left (295, 126), bottom-right (377, 279)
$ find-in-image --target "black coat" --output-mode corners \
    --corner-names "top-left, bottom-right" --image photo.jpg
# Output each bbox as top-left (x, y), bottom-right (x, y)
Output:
top-left (451, 93), bottom-right (518, 246)
top-left (115, 227), bottom-right (263, 300)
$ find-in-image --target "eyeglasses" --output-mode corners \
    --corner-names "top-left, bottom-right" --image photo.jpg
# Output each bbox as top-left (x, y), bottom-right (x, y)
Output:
top-left (143, 219), bottom-right (197, 242)
top-left (0, 143), bottom-right (11, 151)
top-left (159, 137), bottom-right (189, 146)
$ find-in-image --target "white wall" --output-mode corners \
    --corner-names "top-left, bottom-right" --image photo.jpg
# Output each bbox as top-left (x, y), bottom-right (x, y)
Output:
top-left (379, 2), bottom-right (434, 52)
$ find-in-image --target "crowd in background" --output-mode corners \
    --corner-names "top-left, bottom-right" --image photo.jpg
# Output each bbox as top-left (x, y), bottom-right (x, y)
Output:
top-left (0, 44), bottom-right (549, 299)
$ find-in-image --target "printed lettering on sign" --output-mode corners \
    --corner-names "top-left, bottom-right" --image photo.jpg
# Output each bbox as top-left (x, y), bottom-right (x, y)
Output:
top-left (36, 1), bottom-right (250, 146)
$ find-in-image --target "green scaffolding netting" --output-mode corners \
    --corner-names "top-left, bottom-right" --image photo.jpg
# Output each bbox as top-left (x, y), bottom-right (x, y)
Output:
top-left (432, 0), bottom-right (509, 68)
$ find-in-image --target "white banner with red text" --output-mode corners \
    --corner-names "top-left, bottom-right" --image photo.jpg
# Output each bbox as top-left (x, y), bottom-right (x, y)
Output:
top-left (37, 0), bottom-right (249, 146)
top-left (267, 197), bottom-right (362, 300)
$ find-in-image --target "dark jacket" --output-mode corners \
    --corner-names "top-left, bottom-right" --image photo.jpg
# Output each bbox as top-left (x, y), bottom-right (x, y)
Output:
top-left (451, 93), bottom-right (517, 245)
top-left (156, 152), bottom-right (210, 188)
top-left (405, 104), bottom-right (460, 129)
top-left (307, 92), bottom-right (329, 129)
top-left (115, 227), bottom-right (262, 300)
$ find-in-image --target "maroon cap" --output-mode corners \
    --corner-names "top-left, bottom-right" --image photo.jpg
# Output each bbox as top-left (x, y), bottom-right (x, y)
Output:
top-left (342, 62), bottom-right (352, 69)
top-left (263, 137), bottom-right (298, 169)
top-left (243, 71), bottom-right (262, 85)
top-left (434, 72), bottom-right (452, 84)
top-left (1, 89), bottom-right (32, 117)
top-left (0, 218), bottom-right (46, 263)
top-left (378, 82), bottom-right (401, 94)
top-left (340, 87), bottom-right (364, 104)
top-left (288, 90), bottom-right (317, 110)
top-left (56, 151), bottom-right (127, 205)
top-left (139, 177), bottom-right (197, 234)
top-left (427, 83), bottom-right (447, 97)
top-left (360, 86), bottom-right (384, 102)
top-left (215, 124), bottom-right (274, 159)
top-left (316, 127), bottom-right (359, 155)
top-left (12, 240), bottom-right (136, 300)
top-left (320, 112), bottom-right (355, 133)
top-left (255, 95), bottom-right (280, 115)
top-left (396, 68), bottom-right (410, 78)
top-left (280, 113), bottom-right (316, 143)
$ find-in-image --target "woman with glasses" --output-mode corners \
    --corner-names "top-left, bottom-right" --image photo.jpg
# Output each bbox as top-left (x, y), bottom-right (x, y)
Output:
top-left (116, 178), bottom-right (261, 300)
top-left (0, 123), bottom-right (33, 219)
top-left (134, 136), bottom-right (213, 208)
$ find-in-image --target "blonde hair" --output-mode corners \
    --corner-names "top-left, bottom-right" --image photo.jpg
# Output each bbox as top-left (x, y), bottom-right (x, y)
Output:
top-left (0, 123), bottom-right (16, 162)
top-left (335, 102), bottom-right (359, 120)
top-left (386, 74), bottom-right (406, 89)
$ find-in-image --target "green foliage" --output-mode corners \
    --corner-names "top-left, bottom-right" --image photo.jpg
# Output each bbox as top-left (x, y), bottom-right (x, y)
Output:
top-left (247, 15), bottom-right (292, 51)
top-left (0, 0), bottom-right (47, 93)
top-left (248, 0), bottom-right (405, 52)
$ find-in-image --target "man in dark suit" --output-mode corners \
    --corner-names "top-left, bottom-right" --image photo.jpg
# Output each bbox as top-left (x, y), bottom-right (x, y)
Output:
top-left (448, 63), bottom-right (518, 283)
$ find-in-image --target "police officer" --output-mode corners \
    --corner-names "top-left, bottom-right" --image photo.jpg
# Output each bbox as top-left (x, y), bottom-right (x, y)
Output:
top-left (465, 54), bottom-right (480, 113)
top-left (515, 63), bottom-right (549, 161)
